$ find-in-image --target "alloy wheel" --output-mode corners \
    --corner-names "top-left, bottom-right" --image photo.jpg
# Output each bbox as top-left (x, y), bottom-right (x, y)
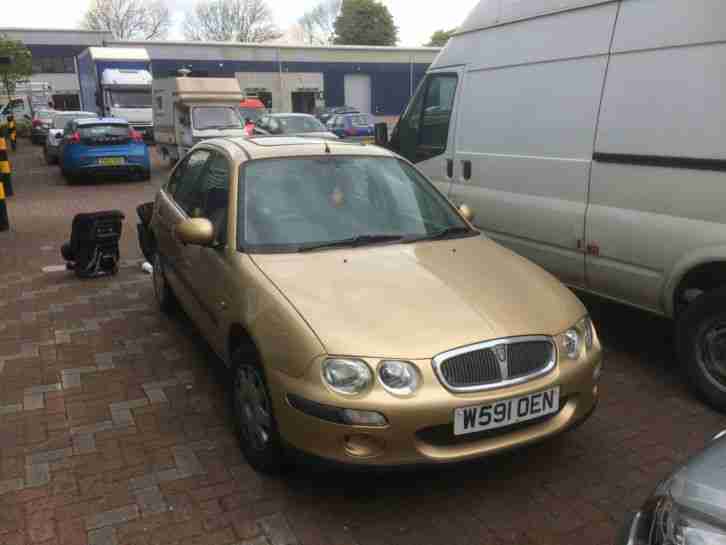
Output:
top-left (235, 364), bottom-right (273, 451)
top-left (698, 320), bottom-right (726, 393)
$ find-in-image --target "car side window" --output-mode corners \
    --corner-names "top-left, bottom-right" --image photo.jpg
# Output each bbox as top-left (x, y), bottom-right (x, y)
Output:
top-left (268, 119), bottom-right (281, 134)
top-left (199, 152), bottom-right (231, 246)
top-left (172, 149), bottom-right (212, 216)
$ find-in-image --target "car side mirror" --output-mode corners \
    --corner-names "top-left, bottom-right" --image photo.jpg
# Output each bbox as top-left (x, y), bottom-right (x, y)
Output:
top-left (175, 218), bottom-right (214, 246)
top-left (374, 122), bottom-right (389, 147)
top-left (458, 204), bottom-right (475, 223)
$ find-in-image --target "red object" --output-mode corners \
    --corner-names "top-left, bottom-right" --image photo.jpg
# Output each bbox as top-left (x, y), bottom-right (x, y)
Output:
top-left (244, 122), bottom-right (255, 136)
top-left (32, 119), bottom-right (42, 128)
top-left (69, 131), bottom-right (81, 144)
top-left (129, 129), bottom-right (143, 142)
top-left (346, 127), bottom-right (356, 136)
top-left (240, 98), bottom-right (265, 109)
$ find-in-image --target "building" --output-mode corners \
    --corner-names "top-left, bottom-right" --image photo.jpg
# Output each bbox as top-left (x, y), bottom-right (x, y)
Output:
top-left (0, 28), bottom-right (439, 119)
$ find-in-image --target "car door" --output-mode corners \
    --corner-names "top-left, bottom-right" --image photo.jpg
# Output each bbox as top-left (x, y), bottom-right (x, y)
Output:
top-left (153, 148), bottom-right (212, 325)
top-left (389, 69), bottom-right (464, 197)
top-left (186, 150), bottom-right (235, 355)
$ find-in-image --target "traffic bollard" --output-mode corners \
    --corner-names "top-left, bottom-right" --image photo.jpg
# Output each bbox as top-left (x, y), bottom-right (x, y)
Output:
top-left (7, 115), bottom-right (17, 151)
top-left (0, 133), bottom-right (12, 197)
top-left (0, 180), bottom-right (9, 231)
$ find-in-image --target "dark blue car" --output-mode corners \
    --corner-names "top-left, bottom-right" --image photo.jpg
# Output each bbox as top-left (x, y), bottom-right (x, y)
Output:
top-left (326, 113), bottom-right (375, 141)
top-left (60, 118), bottom-right (150, 184)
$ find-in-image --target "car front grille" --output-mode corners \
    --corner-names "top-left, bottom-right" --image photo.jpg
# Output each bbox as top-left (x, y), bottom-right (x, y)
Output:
top-left (433, 337), bottom-right (556, 392)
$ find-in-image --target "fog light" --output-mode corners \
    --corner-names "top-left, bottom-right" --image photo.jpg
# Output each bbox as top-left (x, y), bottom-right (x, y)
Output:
top-left (344, 434), bottom-right (385, 458)
top-left (342, 409), bottom-right (387, 427)
top-left (593, 362), bottom-right (602, 382)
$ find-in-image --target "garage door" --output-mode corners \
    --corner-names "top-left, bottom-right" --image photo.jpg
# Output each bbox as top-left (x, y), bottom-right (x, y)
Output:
top-left (344, 74), bottom-right (371, 113)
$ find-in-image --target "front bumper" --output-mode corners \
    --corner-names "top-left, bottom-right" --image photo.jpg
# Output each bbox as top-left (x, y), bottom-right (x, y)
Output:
top-left (268, 348), bottom-right (601, 466)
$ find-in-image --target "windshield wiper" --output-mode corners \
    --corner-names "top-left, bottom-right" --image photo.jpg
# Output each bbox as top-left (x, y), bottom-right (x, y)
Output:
top-left (404, 226), bottom-right (475, 244)
top-left (298, 234), bottom-right (403, 253)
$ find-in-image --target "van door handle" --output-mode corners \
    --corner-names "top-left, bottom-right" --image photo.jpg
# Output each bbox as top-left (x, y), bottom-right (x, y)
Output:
top-left (446, 159), bottom-right (453, 179)
top-left (462, 160), bottom-right (472, 181)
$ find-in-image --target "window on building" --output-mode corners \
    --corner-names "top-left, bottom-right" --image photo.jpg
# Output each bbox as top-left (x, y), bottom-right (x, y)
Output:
top-left (31, 56), bottom-right (76, 74)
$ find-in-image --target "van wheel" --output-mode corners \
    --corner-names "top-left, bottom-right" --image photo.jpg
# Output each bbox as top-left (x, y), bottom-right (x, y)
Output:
top-left (677, 288), bottom-right (726, 412)
top-left (152, 253), bottom-right (176, 314)
top-left (232, 350), bottom-right (286, 474)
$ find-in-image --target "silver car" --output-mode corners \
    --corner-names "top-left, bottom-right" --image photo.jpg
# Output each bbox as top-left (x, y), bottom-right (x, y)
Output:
top-left (618, 430), bottom-right (726, 544)
top-left (44, 111), bottom-right (97, 165)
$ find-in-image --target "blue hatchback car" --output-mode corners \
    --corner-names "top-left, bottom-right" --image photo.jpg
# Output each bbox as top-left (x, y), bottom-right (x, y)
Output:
top-left (326, 112), bottom-right (375, 141)
top-left (60, 118), bottom-right (150, 184)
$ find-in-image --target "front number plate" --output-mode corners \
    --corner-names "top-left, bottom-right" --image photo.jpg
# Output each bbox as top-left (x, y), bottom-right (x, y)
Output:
top-left (98, 157), bottom-right (125, 166)
top-left (454, 387), bottom-right (560, 436)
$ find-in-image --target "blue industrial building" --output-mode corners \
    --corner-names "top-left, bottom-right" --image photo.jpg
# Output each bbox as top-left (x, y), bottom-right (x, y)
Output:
top-left (0, 28), bottom-right (439, 119)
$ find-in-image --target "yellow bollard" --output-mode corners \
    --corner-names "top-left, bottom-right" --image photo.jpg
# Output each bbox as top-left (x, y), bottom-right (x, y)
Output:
top-left (0, 179), bottom-right (8, 231)
top-left (0, 132), bottom-right (12, 197)
top-left (7, 115), bottom-right (17, 151)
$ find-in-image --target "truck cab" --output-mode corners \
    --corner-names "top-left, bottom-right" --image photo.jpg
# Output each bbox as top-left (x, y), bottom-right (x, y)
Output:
top-left (99, 69), bottom-right (153, 138)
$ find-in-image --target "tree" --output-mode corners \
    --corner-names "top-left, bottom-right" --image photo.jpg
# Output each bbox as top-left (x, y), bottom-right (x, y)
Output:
top-left (0, 35), bottom-right (32, 101)
top-left (81, 0), bottom-right (172, 40)
top-left (299, 0), bottom-right (341, 45)
top-left (183, 0), bottom-right (282, 43)
top-left (333, 0), bottom-right (398, 46)
top-left (426, 28), bottom-right (457, 47)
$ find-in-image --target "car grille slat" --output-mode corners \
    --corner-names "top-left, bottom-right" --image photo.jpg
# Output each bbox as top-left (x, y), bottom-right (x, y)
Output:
top-left (434, 337), bottom-right (555, 391)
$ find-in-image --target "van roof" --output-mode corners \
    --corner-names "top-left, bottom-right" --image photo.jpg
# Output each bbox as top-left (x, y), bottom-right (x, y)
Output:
top-left (457, 0), bottom-right (613, 34)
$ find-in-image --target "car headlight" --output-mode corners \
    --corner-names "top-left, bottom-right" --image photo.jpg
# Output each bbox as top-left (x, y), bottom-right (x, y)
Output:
top-left (377, 360), bottom-right (421, 396)
top-left (651, 495), bottom-right (726, 545)
top-left (322, 358), bottom-right (373, 396)
top-left (557, 316), bottom-right (595, 360)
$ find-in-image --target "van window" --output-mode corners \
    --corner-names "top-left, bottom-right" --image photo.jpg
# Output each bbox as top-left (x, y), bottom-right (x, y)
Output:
top-left (390, 74), bottom-right (458, 164)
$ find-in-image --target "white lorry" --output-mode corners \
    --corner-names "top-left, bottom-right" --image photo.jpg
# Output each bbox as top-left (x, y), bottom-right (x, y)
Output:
top-left (77, 47), bottom-right (153, 138)
top-left (153, 76), bottom-right (247, 164)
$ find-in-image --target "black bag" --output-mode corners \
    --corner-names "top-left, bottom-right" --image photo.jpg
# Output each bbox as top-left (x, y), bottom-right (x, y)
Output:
top-left (61, 210), bottom-right (124, 278)
top-left (136, 202), bottom-right (155, 263)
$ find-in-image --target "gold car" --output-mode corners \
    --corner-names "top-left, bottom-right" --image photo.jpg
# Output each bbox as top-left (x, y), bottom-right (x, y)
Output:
top-left (151, 137), bottom-right (602, 473)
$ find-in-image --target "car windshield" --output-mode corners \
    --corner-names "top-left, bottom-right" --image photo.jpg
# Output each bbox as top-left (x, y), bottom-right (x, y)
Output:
top-left (350, 114), bottom-right (373, 127)
top-left (193, 107), bottom-right (243, 130)
top-left (239, 156), bottom-right (472, 252)
top-left (108, 90), bottom-right (151, 108)
top-left (277, 116), bottom-right (327, 133)
top-left (53, 114), bottom-right (95, 129)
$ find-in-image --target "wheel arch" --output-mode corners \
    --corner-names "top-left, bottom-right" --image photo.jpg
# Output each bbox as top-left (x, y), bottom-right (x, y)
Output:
top-left (667, 252), bottom-right (726, 318)
top-left (228, 323), bottom-right (262, 368)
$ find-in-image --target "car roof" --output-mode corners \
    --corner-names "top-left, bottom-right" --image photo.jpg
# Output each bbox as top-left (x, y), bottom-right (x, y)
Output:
top-left (205, 136), bottom-right (396, 161)
top-left (268, 113), bottom-right (316, 118)
top-left (54, 111), bottom-right (96, 118)
top-left (75, 117), bottom-right (129, 126)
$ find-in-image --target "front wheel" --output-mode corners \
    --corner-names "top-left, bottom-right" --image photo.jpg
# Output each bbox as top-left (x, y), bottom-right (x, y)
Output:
top-left (233, 355), bottom-right (286, 474)
top-left (677, 288), bottom-right (726, 412)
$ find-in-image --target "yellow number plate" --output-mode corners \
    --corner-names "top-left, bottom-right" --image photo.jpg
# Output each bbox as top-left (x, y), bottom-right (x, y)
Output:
top-left (98, 157), bottom-right (125, 166)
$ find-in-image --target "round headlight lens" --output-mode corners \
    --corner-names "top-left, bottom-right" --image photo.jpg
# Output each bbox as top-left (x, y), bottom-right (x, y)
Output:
top-left (322, 358), bottom-right (372, 395)
top-left (562, 328), bottom-right (581, 359)
top-left (378, 360), bottom-right (420, 395)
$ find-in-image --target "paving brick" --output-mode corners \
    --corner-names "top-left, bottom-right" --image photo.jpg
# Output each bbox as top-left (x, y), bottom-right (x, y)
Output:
top-left (0, 478), bottom-right (24, 496)
top-left (27, 509), bottom-right (56, 543)
top-left (85, 505), bottom-right (139, 531)
top-left (25, 463), bottom-right (50, 488)
top-left (257, 515), bottom-right (297, 545)
top-left (87, 528), bottom-right (116, 545)
top-left (133, 486), bottom-right (167, 516)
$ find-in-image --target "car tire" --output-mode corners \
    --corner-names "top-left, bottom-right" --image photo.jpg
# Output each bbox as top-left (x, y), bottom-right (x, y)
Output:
top-left (232, 349), bottom-right (286, 474)
top-left (677, 287), bottom-right (726, 412)
top-left (152, 253), bottom-right (177, 314)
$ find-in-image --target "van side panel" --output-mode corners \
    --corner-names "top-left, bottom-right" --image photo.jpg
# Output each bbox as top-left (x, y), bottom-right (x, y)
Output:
top-left (448, 3), bottom-right (618, 288)
top-left (587, 0), bottom-right (726, 315)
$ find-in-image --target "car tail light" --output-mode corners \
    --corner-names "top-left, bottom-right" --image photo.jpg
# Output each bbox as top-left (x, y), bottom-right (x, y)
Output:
top-left (129, 129), bottom-right (143, 142)
top-left (69, 132), bottom-right (81, 144)
top-left (32, 119), bottom-right (42, 127)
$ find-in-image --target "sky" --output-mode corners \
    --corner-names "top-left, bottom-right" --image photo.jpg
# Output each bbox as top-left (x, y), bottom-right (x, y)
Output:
top-left (4, 0), bottom-right (478, 47)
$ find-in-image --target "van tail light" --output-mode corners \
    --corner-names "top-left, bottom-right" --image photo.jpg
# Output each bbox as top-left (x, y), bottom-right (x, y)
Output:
top-left (69, 132), bottom-right (81, 144)
top-left (129, 129), bottom-right (143, 142)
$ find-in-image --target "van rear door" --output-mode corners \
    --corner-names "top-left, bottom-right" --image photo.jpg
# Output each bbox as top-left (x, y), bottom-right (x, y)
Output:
top-left (388, 67), bottom-right (465, 197)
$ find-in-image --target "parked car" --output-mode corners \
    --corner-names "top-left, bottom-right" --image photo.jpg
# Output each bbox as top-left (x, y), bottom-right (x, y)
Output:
top-left (617, 430), bottom-right (726, 545)
top-left (254, 113), bottom-right (338, 140)
top-left (44, 111), bottom-right (97, 165)
top-left (381, 0), bottom-right (726, 410)
top-left (30, 109), bottom-right (56, 145)
top-left (327, 113), bottom-right (375, 142)
top-left (316, 105), bottom-right (359, 125)
top-left (60, 118), bottom-right (150, 183)
top-left (150, 136), bottom-right (601, 473)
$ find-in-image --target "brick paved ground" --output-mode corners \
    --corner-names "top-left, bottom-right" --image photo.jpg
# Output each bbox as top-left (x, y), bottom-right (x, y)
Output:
top-left (1, 140), bottom-right (725, 545)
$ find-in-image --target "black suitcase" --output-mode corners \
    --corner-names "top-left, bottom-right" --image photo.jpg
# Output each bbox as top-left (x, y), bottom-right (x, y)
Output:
top-left (61, 210), bottom-right (124, 278)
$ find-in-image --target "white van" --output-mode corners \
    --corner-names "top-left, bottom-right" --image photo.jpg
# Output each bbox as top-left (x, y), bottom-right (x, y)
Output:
top-left (384, 0), bottom-right (726, 409)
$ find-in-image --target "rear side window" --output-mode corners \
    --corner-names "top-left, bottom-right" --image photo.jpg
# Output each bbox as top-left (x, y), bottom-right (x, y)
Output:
top-left (172, 150), bottom-right (212, 215)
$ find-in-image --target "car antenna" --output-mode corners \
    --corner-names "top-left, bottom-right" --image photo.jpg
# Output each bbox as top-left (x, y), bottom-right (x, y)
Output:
top-left (324, 141), bottom-right (331, 154)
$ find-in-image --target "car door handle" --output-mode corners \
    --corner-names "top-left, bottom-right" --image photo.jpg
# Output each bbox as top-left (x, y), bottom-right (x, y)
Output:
top-left (446, 159), bottom-right (453, 179)
top-left (462, 160), bottom-right (472, 181)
